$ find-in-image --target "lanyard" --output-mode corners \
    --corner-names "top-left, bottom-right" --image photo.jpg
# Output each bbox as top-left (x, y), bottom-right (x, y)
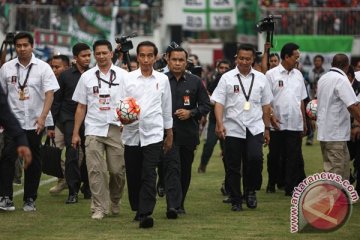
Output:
top-left (95, 69), bottom-right (118, 88)
top-left (330, 69), bottom-right (344, 76)
top-left (236, 73), bottom-right (254, 102)
top-left (16, 63), bottom-right (33, 91)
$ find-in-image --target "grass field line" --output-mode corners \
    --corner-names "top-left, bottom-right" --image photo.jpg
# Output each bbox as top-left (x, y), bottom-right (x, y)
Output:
top-left (13, 177), bottom-right (57, 197)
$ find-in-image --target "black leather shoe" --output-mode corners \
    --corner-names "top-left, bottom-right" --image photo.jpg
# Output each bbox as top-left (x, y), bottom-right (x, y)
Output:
top-left (222, 197), bottom-right (231, 204)
top-left (246, 191), bottom-right (257, 209)
top-left (157, 182), bottom-right (165, 198)
top-left (139, 215), bottom-right (154, 228)
top-left (133, 212), bottom-right (141, 221)
top-left (65, 194), bottom-right (78, 204)
top-left (80, 184), bottom-right (92, 199)
top-left (176, 207), bottom-right (186, 214)
top-left (166, 208), bottom-right (178, 219)
top-left (231, 204), bottom-right (243, 212)
top-left (266, 185), bottom-right (276, 193)
top-left (220, 182), bottom-right (228, 196)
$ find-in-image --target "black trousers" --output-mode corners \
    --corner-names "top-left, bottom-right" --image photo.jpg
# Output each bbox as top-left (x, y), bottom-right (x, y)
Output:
top-left (160, 144), bottom-right (182, 210)
top-left (267, 131), bottom-right (286, 187)
top-left (178, 145), bottom-right (196, 209)
top-left (225, 130), bottom-right (263, 205)
top-left (124, 141), bottom-right (162, 216)
top-left (268, 130), bottom-right (305, 194)
top-left (0, 130), bottom-right (43, 201)
top-left (63, 121), bottom-right (89, 195)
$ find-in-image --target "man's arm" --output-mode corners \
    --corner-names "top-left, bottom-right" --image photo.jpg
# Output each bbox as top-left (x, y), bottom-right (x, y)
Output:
top-left (300, 100), bottom-right (307, 137)
top-left (262, 104), bottom-right (271, 145)
top-left (214, 102), bottom-right (226, 140)
top-left (71, 103), bottom-right (87, 148)
top-left (35, 90), bottom-right (54, 135)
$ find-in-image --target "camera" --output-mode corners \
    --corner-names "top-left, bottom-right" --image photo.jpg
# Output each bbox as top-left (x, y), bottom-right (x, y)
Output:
top-left (115, 32), bottom-right (137, 53)
top-left (4, 32), bottom-right (16, 44)
top-left (256, 15), bottom-right (281, 33)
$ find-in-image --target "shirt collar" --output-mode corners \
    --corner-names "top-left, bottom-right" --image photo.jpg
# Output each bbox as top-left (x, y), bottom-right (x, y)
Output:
top-left (134, 68), bottom-right (156, 79)
top-left (278, 63), bottom-right (293, 74)
top-left (330, 67), bottom-right (346, 76)
top-left (15, 53), bottom-right (37, 68)
top-left (234, 67), bottom-right (255, 78)
top-left (94, 64), bottom-right (116, 76)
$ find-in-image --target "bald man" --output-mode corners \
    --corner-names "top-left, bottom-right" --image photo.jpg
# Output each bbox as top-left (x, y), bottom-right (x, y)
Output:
top-left (317, 54), bottom-right (360, 180)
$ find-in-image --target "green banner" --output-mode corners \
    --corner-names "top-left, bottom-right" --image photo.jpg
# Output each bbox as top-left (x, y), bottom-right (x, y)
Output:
top-left (272, 35), bottom-right (353, 53)
top-left (236, 0), bottom-right (259, 36)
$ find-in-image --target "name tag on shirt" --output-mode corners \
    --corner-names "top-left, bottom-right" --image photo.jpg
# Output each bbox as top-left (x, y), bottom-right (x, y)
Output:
top-left (184, 96), bottom-right (190, 106)
top-left (11, 76), bottom-right (17, 84)
top-left (234, 85), bottom-right (240, 93)
top-left (278, 80), bottom-right (284, 88)
top-left (99, 89), bottom-right (110, 111)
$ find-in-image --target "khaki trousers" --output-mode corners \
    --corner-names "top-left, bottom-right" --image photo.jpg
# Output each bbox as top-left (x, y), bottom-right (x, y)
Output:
top-left (85, 125), bottom-right (125, 214)
top-left (320, 141), bottom-right (350, 180)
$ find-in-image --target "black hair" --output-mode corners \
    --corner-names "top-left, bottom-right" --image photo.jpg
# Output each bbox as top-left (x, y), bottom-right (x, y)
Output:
top-left (332, 53), bottom-right (349, 70)
top-left (14, 32), bottom-right (34, 46)
top-left (270, 53), bottom-right (280, 60)
top-left (72, 43), bottom-right (90, 56)
top-left (280, 42), bottom-right (299, 60)
top-left (313, 54), bottom-right (324, 62)
top-left (168, 47), bottom-right (188, 59)
top-left (93, 39), bottom-right (112, 52)
top-left (52, 54), bottom-right (70, 67)
top-left (136, 41), bottom-right (158, 56)
top-left (216, 59), bottom-right (231, 67)
top-left (237, 44), bottom-right (256, 57)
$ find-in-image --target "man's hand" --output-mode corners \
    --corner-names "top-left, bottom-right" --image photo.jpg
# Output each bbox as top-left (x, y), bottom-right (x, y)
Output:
top-left (301, 120), bottom-right (308, 138)
top-left (264, 129), bottom-right (270, 146)
top-left (351, 127), bottom-right (360, 141)
top-left (71, 132), bottom-right (81, 149)
top-left (163, 132), bottom-right (173, 154)
top-left (17, 146), bottom-right (32, 169)
top-left (47, 129), bottom-right (55, 138)
top-left (35, 115), bottom-right (46, 135)
top-left (270, 115), bottom-right (281, 130)
top-left (215, 123), bottom-right (226, 140)
top-left (174, 109), bottom-right (191, 121)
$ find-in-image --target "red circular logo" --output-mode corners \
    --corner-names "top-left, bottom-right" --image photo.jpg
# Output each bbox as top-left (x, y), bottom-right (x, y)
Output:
top-left (301, 182), bottom-right (351, 231)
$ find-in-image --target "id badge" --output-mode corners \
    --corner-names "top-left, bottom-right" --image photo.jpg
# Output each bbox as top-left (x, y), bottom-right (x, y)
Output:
top-left (18, 87), bottom-right (30, 101)
top-left (184, 96), bottom-right (190, 106)
top-left (99, 89), bottom-right (110, 111)
top-left (243, 101), bottom-right (251, 111)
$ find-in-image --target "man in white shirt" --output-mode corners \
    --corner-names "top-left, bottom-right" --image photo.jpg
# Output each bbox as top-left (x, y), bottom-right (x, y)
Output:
top-left (317, 54), bottom-right (360, 180)
top-left (266, 42), bottom-right (307, 196)
top-left (72, 40), bottom-right (128, 220)
top-left (212, 44), bottom-right (272, 212)
top-left (119, 41), bottom-right (173, 228)
top-left (0, 32), bottom-right (59, 212)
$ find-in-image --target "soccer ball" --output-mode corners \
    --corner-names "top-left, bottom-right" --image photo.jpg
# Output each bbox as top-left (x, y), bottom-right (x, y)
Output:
top-left (306, 99), bottom-right (317, 121)
top-left (115, 97), bottom-right (140, 124)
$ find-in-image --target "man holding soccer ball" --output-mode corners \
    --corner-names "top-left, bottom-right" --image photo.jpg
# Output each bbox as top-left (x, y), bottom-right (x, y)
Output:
top-left (118, 41), bottom-right (173, 228)
top-left (72, 40), bottom-right (128, 220)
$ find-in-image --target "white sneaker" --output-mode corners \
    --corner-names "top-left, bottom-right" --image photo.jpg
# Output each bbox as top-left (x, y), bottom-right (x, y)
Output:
top-left (49, 178), bottom-right (67, 194)
top-left (23, 198), bottom-right (36, 212)
top-left (0, 197), bottom-right (15, 211)
top-left (91, 211), bottom-right (105, 220)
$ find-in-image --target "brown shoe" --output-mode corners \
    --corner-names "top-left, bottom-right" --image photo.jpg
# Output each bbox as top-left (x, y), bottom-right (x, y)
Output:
top-left (49, 178), bottom-right (67, 194)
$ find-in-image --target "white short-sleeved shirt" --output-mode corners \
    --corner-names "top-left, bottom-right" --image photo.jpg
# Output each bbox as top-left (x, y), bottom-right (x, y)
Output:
top-left (211, 67), bottom-right (272, 139)
top-left (266, 64), bottom-right (308, 131)
top-left (317, 67), bottom-right (358, 141)
top-left (117, 68), bottom-right (173, 147)
top-left (0, 54), bottom-right (59, 130)
top-left (72, 64), bottom-right (128, 137)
